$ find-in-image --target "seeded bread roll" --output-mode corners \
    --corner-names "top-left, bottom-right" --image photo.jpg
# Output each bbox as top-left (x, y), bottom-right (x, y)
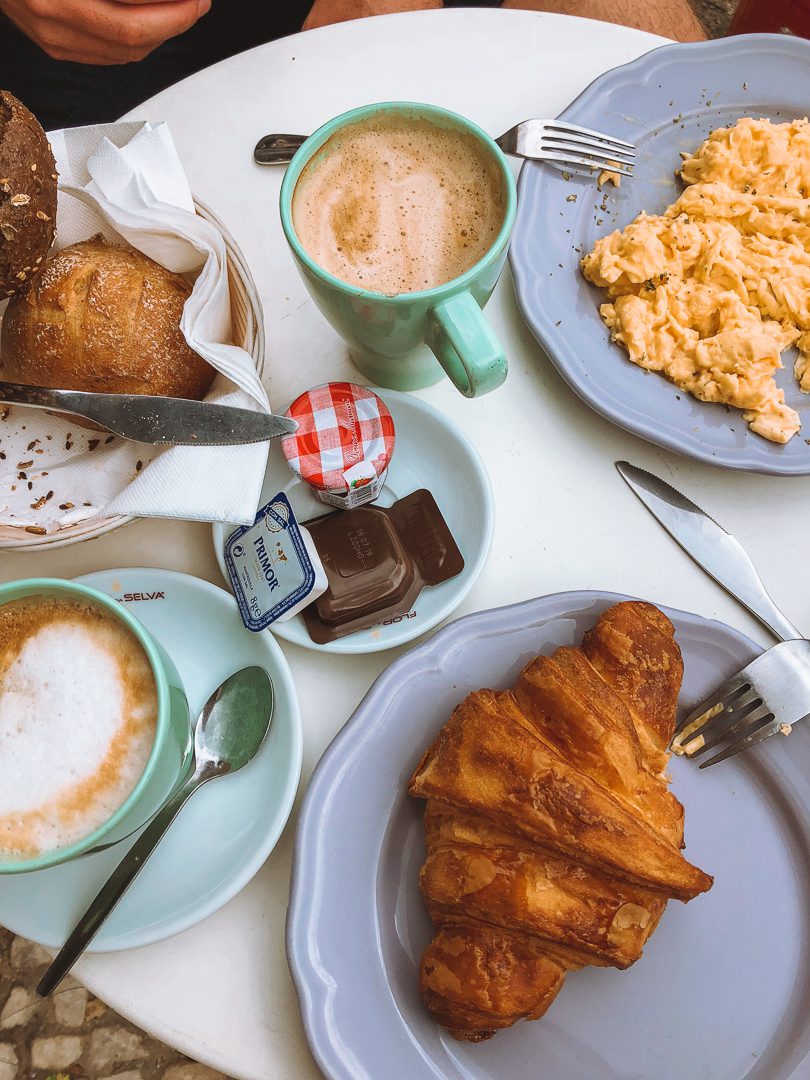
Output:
top-left (0, 235), bottom-right (215, 403)
top-left (0, 90), bottom-right (57, 299)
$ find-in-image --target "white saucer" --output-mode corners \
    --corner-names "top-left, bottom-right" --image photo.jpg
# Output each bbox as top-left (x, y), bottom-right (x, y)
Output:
top-left (212, 390), bottom-right (494, 654)
top-left (0, 568), bottom-right (302, 952)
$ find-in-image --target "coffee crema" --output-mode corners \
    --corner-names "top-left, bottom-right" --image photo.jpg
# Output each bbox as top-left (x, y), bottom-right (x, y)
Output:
top-left (291, 114), bottom-right (506, 296)
top-left (0, 595), bottom-right (158, 859)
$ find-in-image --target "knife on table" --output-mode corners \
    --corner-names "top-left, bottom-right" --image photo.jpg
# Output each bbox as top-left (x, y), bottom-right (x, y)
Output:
top-left (0, 381), bottom-right (298, 446)
top-left (615, 460), bottom-right (801, 642)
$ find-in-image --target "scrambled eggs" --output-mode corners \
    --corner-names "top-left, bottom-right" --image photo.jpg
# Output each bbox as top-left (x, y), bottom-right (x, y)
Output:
top-left (581, 117), bottom-right (810, 443)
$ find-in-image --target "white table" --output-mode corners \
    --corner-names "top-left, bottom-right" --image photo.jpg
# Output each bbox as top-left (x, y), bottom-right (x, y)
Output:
top-left (4, 9), bottom-right (806, 1079)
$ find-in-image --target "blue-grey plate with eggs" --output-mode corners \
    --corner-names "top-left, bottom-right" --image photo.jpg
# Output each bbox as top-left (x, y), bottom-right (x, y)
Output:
top-left (509, 34), bottom-right (810, 475)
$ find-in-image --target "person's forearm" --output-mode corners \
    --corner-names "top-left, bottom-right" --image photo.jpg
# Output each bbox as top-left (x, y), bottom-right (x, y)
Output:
top-left (499, 0), bottom-right (706, 41)
top-left (304, 0), bottom-right (441, 31)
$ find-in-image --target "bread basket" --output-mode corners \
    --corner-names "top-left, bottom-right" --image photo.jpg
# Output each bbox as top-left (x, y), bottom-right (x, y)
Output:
top-left (0, 197), bottom-right (265, 552)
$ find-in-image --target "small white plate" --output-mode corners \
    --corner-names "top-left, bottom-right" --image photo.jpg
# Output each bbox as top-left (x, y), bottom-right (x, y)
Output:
top-left (212, 390), bottom-right (494, 654)
top-left (0, 568), bottom-right (302, 952)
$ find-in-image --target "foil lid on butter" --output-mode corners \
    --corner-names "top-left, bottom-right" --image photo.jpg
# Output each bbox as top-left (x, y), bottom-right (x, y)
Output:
top-left (224, 492), bottom-right (327, 632)
top-left (281, 382), bottom-right (396, 510)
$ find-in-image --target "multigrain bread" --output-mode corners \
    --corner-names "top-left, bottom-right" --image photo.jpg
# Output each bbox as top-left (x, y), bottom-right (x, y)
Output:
top-left (0, 90), bottom-right (58, 299)
top-left (0, 235), bottom-right (215, 401)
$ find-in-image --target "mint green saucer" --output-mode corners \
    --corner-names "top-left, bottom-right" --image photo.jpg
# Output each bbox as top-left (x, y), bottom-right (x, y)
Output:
top-left (212, 390), bottom-right (494, 654)
top-left (0, 569), bottom-right (302, 952)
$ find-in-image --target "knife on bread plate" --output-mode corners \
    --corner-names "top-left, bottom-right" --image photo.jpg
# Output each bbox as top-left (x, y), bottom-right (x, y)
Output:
top-left (0, 381), bottom-right (298, 445)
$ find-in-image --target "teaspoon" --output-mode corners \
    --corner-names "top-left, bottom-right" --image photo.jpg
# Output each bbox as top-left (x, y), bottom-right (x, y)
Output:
top-left (254, 133), bottom-right (306, 164)
top-left (37, 665), bottom-right (275, 996)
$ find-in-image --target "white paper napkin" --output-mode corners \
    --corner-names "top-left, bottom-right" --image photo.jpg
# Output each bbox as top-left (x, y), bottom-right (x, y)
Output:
top-left (0, 120), bottom-right (269, 532)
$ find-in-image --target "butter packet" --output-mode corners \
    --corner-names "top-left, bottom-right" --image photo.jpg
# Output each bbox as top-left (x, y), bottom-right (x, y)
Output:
top-left (224, 492), bottom-right (327, 632)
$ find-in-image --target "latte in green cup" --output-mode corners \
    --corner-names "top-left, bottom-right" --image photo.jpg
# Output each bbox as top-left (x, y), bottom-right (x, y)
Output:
top-left (291, 113), bottom-right (507, 296)
top-left (280, 102), bottom-right (517, 398)
top-left (0, 578), bottom-right (191, 874)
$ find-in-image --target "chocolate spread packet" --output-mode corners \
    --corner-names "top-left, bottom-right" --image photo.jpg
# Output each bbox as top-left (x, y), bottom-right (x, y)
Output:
top-left (302, 488), bottom-right (464, 643)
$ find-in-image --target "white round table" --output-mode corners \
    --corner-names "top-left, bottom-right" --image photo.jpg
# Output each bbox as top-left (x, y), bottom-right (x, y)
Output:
top-left (4, 9), bottom-right (806, 1079)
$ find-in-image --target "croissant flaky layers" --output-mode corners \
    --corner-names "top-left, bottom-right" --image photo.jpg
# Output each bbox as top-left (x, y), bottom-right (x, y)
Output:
top-left (408, 600), bottom-right (713, 1042)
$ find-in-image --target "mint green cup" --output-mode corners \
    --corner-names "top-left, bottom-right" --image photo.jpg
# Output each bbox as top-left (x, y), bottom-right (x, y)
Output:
top-left (280, 102), bottom-right (517, 397)
top-left (0, 579), bottom-right (191, 875)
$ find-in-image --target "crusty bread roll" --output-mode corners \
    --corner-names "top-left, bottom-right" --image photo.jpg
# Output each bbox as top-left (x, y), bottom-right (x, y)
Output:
top-left (0, 235), bottom-right (215, 401)
top-left (0, 90), bottom-right (58, 299)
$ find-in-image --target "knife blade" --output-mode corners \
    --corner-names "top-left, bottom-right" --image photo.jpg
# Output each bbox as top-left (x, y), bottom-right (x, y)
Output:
top-left (0, 381), bottom-right (298, 446)
top-left (615, 460), bottom-right (801, 642)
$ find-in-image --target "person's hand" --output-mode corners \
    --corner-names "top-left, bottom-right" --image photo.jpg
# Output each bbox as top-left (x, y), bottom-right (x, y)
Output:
top-left (0, 0), bottom-right (212, 64)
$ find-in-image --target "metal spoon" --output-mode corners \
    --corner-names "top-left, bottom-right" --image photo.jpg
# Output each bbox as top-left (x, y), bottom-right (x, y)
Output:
top-left (254, 133), bottom-right (306, 164)
top-left (37, 666), bottom-right (275, 996)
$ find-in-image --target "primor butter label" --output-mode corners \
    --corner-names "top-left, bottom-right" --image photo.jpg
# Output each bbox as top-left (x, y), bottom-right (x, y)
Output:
top-left (224, 492), bottom-right (317, 632)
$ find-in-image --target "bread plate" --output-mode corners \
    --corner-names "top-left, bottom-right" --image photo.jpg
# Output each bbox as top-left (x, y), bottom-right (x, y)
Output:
top-left (0, 197), bottom-right (265, 551)
top-left (288, 590), bottom-right (810, 1080)
top-left (510, 34), bottom-right (810, 475)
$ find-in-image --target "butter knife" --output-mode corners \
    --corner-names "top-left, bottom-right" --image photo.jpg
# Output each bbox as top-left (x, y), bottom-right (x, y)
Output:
top-left (0, 381), bottom-right (298, 446)
top-left (616, 460), bottom-right (801, 642)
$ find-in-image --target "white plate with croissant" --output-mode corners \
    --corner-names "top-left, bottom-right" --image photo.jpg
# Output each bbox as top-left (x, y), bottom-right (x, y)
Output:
top-left (288, 591), bottom-right (810, 1080)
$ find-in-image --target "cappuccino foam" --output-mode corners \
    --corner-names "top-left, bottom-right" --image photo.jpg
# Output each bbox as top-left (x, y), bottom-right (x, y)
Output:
top-left (291, 114), bottom-right (506, 295)
top-left (0, 596), bottom-right (158, 859)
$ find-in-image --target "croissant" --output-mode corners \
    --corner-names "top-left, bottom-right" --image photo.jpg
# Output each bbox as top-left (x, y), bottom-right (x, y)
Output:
top-left (408, 601), bottom-right (712, 1042)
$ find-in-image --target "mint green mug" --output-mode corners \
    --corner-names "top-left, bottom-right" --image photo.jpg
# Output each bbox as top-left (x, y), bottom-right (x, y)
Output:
top-left (279, 102), bottom-right (517, 397)
top-left (0, 578), bottom-right (191, 875)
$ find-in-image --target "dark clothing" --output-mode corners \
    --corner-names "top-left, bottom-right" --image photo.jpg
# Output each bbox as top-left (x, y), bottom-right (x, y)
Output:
top-left (0, 3), bottom-right (313, 130)
top-left (0, 1), bottom-right (501, 131)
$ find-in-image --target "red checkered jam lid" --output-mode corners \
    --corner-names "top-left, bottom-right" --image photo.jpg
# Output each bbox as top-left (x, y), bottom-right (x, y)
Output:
top-left (281, 383), bottom-right (396, 493)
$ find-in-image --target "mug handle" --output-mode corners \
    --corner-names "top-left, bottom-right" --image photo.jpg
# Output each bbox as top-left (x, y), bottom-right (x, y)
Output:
top-left (427, 291), bottom-right (508, 398)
